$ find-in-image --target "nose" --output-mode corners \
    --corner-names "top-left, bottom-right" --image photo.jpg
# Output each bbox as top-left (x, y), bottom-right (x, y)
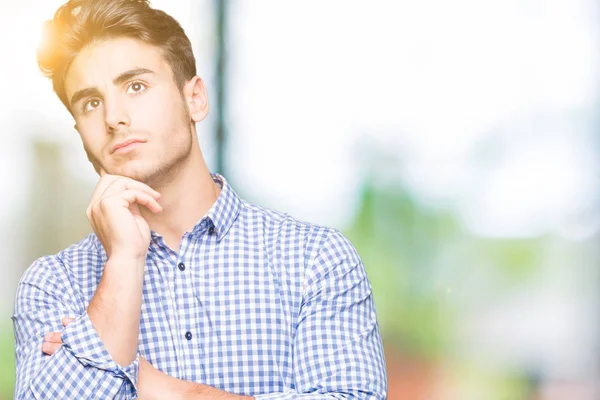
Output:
top-left (104, 96), bottom-right (130, 133)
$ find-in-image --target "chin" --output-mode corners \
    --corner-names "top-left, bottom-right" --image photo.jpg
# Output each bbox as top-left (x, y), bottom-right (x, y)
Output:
top-left (124, 169), bottom-right (155, 184)
top-left (111, 161), bottom-right (155, 183)
top-left (102, 154), bottom-right (180, 186)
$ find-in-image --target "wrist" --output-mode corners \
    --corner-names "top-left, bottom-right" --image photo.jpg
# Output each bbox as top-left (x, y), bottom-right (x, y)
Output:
top-left (106, 253), bottom-right (147, 271)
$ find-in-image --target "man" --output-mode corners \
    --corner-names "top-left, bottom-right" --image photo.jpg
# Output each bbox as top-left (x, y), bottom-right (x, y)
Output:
top-left (12, 0), bottom-right (387, 398)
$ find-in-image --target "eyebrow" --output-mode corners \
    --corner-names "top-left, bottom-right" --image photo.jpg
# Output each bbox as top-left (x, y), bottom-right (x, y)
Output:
top-left (69, 68), bottom-right (155, 108)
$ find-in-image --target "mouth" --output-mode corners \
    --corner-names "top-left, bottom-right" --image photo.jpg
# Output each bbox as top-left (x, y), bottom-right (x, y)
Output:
top-left (112, 138), bottom-right (146, 154)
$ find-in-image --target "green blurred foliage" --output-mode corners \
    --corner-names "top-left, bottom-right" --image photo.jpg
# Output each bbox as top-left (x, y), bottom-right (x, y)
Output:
top-left (441, 360), bottom-right (535, 400)
top-left (345, 179), bottom-right (545, 357)
top-left (345, 180), bottom-right (460, 358)
top-left (344, 179), bottom-right (546, 396)
top-left (477, 239), bottom-right (544, 280)
top-left (0, 323), bottom-right (14, 399)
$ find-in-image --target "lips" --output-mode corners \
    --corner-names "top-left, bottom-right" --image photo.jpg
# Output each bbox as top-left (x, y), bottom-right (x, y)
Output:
top-left (111, 138), bottom-right (145, 154)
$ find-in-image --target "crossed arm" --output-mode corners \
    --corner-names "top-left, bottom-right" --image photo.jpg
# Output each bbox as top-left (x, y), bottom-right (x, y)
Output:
top-left (42, 318), bottom-right (249, 400)
top-left (13, 255), bottom-right (252, 400)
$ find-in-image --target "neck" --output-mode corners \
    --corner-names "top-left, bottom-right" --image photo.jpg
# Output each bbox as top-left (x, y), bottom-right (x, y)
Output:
top-left (141, 143), bottom-right (221, 252)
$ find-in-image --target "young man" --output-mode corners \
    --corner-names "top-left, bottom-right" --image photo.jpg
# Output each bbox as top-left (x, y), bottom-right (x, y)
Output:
top-left (12, 0), bottom-right (387, 398)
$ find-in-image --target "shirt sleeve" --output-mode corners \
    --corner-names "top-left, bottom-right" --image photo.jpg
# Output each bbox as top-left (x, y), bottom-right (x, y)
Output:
top-left (12, 256), bottom-right (140, 400)
top-left (255, 230), bottom-right (388, 399)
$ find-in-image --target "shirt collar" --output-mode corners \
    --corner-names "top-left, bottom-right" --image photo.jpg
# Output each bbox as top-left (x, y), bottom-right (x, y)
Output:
top-left (199, 173), bottom-right (242, 241)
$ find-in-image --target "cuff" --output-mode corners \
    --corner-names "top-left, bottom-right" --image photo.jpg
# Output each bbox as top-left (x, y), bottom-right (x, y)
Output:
top-left (61, 312), bottom-right (139, 387)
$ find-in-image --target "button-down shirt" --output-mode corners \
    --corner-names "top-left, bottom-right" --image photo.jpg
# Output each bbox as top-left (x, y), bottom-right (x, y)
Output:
top-left (13, 174), bottom-right (387, 399)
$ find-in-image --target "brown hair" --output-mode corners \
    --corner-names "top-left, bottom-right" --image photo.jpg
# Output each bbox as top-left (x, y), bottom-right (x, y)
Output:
top-left (37, 0), bottom-right (197, 113)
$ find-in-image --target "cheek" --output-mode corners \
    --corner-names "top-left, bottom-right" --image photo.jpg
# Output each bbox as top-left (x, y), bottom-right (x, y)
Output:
top-left (81, 137), bottom-right (105, 162)
top-left (132, 90), bottom-right (189, 133)
top-left (77, 121), bottom-right (107, 154)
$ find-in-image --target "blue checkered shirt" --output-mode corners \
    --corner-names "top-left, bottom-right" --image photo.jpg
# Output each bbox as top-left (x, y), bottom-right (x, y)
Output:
top-left (13, 174), bottom-right (387, 399)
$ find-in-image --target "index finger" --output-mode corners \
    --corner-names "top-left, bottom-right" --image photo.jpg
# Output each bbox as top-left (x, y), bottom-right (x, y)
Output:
top-left (90, 173), bottom-right (121, 204)
top-left (94, 176), bottom-right (161, 205)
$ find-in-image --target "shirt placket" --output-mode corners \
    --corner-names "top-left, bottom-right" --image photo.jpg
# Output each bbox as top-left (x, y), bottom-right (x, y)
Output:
top-left (149, 235), bottom-right (185, 378)
top-left (174, 230), bottom-right (206, 382)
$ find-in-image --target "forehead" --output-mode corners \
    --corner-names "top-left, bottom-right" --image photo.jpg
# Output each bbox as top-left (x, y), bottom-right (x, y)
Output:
top-left (64, 37), bottom-right (169, 97)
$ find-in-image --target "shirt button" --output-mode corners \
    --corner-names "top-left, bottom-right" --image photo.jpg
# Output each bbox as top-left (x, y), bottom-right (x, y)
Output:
top-left (208, 226), bottom-right (215, 235)
top-left (185, 331), bottom-right (193, 341)
top-left (178, 262), bottom-right (186, 271)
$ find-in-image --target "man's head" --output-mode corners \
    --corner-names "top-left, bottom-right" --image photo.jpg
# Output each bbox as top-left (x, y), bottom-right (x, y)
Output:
top-left (37, 0), bottom-right (209, 183)
top-left (38, 0), bottom-right (197, 113)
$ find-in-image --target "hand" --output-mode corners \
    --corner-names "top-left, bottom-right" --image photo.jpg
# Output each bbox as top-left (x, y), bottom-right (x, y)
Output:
top-left (87, 170), bottom-right (162, 261)
top-left (42, 317), bottom-right (73, 356)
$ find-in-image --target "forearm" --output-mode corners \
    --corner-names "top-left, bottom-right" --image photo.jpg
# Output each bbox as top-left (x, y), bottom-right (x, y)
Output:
top-left (156, 380), bottom-right (253, 400)
top-left (175, 382), bottom-right (253, 400)
top-left (137, 357), bottom-right (253, 400)
top-left (88, 255), bottom-right (145, 366)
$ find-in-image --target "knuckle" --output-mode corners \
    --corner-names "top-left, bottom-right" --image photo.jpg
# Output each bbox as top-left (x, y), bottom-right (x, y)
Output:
top-left (98, 198), bottom-right (110, 211)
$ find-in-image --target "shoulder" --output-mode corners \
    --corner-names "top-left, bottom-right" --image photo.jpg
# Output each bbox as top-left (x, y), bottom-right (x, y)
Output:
top-left (237, 198), bottom-right (360, 266)
top-left (238, 198), bottom-right (338, 250)
top-left (14, 234), bottom-right (99, 313)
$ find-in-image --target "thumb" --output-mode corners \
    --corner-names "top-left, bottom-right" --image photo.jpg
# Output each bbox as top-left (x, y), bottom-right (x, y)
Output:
top-left (62, 317), bottom-right (75, 327)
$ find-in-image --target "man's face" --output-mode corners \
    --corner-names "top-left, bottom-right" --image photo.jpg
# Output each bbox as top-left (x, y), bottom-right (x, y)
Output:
top-left (64, 37), bottom-right (204, 184)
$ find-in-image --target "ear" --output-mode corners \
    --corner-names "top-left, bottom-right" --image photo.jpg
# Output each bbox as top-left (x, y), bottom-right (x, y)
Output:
top-left (184, 76), bottom-right (209, 123)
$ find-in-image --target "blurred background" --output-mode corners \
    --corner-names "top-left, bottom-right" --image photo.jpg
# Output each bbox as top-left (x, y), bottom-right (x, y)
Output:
top-left (0, 0), bottom-right (599, 398)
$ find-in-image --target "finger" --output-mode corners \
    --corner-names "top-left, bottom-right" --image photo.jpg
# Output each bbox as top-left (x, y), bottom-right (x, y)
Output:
top-left (62, 317), bottom-right (75, 327)
top-left (99, 189), bottom-right (163, 213)
top-left (119, 190), bottom-right (163, 213)
top-left (90, 174), bottom-right (123, 205)
top-left (43, 331), bottom-right (63, 343)
top-left (42, 341), bottom-right (62, 356)
top-left (98, 177), bottom-right (161, 204)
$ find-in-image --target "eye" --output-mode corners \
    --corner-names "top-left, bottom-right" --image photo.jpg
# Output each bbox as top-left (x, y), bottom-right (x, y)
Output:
top-left (83, 99), bottom-right (102, 113)
top-left (127, 82), bottom-right (147, 94)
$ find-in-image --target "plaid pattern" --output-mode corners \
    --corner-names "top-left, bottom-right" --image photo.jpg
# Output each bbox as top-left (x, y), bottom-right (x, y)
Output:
top-left (13, 174), bottom-right (387, 399)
